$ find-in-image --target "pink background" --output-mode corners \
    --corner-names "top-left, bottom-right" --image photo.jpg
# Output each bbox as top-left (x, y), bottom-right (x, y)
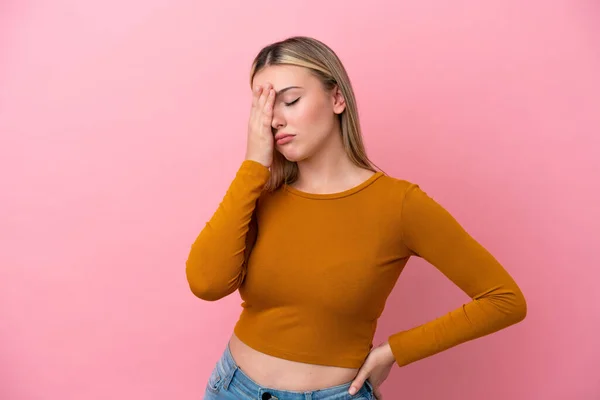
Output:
top-left (1, 1), bottom-right (599, 399)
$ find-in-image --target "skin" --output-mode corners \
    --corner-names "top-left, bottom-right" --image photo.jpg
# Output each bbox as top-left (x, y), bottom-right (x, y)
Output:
top-left (236, 64), bottom-right (396, 399)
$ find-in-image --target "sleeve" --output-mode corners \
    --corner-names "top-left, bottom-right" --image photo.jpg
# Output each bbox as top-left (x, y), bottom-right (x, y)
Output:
top-left (185, 160), bottom-right (270, 301)
top-left (387, 183), bottom-right (527, 367)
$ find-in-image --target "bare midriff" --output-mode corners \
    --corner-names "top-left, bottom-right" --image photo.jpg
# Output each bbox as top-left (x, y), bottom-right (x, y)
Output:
top-left (228, 332), bottom-right (360, 391)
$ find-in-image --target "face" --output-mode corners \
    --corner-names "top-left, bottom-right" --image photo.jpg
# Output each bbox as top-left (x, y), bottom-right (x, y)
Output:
top-left (251, 65), bottom-right (346, 162)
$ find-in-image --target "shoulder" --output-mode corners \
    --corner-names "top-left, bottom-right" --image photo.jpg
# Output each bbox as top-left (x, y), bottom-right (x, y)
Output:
top-left (376, 173), bottom-right (420, 199)
top-left (375, 173), bottom-right (447, 215)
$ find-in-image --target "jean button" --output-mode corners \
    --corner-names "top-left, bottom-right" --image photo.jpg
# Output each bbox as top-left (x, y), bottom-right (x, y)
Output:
top-left (262, 393), bottom-right (272, 400)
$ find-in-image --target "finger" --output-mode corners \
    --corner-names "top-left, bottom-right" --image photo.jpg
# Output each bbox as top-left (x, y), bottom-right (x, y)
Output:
top-left (252, 85), bottom-right (262, 108)
top-left (252, 86), bottom-right (263, 107)
top-left (374, 388), bottom-right (383, 399)
top-left (348, 373), bottom-right (368, 396)
top-left (258, 83), bottom-right (271, 108)
top-left (263, 89), bottom-right (275, 118)
top-left (258, 84), bottom-right (269, 108)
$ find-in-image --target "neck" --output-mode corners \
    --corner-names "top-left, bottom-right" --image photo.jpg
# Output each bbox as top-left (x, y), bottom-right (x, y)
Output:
top-left (293, 127), bottom-right (363, 194)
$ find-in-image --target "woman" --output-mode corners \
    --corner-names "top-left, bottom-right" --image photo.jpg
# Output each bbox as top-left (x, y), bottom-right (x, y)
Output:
top-left (186, 36), bottom-right (527, 400)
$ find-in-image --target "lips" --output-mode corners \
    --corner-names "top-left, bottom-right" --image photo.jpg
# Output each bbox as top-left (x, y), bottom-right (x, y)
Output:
top-left (274, 133), bottom-right (294, 141)
top-left (274, 133), bottom-right (295, 145)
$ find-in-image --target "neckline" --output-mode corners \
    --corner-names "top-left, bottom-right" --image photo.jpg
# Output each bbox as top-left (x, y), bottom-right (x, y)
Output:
top-left (283, 171), bottom-right (384, 200)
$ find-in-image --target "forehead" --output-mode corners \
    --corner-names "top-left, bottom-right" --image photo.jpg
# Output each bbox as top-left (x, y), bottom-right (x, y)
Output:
top-left (252, 65), bottom-right (316, 90)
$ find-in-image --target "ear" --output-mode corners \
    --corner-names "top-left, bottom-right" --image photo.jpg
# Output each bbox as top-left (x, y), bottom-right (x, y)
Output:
top-left (331, 85), bottom-right (346, 115)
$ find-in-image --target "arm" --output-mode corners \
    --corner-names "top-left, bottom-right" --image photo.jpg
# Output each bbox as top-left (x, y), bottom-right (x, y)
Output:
top-left (185, 160), bottom-right (269, 301)
top-left (388, 184), bottom-right (527, 367)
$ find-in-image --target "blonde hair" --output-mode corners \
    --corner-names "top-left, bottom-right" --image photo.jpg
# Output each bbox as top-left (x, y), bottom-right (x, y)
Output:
top-left (249, 36), bottom-right (381, 192)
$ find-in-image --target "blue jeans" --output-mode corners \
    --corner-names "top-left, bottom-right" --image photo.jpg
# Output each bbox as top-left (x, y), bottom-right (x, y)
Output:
top-left (204, 342), bottom-right (375, 400)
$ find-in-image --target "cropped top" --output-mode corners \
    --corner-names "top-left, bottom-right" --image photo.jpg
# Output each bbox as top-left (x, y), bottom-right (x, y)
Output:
top-left (186, 160), bottom-right (527, 368)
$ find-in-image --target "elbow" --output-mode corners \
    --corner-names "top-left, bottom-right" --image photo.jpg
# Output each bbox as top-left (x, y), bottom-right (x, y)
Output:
top-left (515, 291), bottom-right (528, 323)
top-left (187, 280), bottom-right (228, 302)
top-left (506, 284), bottom-right (528, 325)
top-left (186, 270), bottom-right (216, 301)
top-left (185, 246), bottom-right (217, 301)
top-left (185, 254), bottom-right (238, 302)
top-left (185, 262), bottom-right (226, 302)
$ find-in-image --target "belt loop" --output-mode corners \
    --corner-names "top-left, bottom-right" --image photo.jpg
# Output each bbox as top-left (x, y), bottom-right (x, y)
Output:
top-left (221, 365), bottom-right (237, 390)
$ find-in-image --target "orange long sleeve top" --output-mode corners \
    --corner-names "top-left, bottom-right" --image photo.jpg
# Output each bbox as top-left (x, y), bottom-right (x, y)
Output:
top-left (186, 160), bottom-right (527, 368)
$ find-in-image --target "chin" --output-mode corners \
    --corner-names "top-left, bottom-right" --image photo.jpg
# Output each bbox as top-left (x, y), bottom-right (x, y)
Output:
top-left (277, 147), bottom-right (307, 163)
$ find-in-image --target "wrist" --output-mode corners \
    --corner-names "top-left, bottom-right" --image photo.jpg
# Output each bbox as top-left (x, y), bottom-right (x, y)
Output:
top-left (245, 154), bottom-right (271, 169)
top-left (379, 341), bottom-right (396, 367)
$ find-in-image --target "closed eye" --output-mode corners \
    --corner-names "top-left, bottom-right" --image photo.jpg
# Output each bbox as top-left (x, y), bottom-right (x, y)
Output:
top-left (285, 97), bottom-right (300, 106)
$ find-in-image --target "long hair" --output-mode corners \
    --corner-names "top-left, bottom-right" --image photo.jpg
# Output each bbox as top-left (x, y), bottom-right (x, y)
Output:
top-left (250, 36), bottom-right (381, 192)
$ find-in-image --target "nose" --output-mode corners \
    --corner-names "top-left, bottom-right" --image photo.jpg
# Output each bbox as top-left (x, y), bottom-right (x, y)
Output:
top-left (271, 108), bottom-right (286, 131)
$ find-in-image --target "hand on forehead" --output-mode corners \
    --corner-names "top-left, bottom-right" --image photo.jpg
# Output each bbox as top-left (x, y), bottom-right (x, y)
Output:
top-left (252, 65), bottom-right (315, 94)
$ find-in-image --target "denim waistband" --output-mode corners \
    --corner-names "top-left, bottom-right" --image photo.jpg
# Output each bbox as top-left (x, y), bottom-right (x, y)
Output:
top-left (214, 341), bottom-right (374, 400)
